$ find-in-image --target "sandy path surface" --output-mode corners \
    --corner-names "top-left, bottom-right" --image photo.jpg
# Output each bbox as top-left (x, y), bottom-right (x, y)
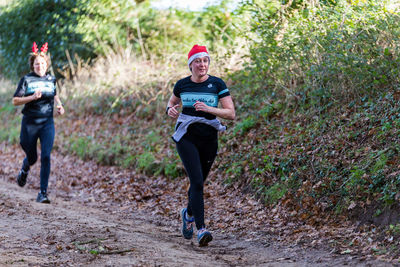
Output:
top-left (0, 179), bottom-right (393, 266)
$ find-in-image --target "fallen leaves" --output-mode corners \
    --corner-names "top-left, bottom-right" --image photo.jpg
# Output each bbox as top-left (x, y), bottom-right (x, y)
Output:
top-left (0, 120), bottom-right (399, 264)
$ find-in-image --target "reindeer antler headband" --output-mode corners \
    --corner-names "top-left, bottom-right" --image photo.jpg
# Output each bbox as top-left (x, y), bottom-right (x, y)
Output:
top-left (31, 42), bottom-right (48, 55)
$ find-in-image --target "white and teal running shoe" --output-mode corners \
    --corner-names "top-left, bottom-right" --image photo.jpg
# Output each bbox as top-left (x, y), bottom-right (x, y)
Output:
top-left (197, 228), bottom-right (213, 247)
top-left (181, 208), bottom-right (194, 239)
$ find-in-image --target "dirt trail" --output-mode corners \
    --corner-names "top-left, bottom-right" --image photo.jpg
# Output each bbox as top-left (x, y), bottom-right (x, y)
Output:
top-left (0, 180), bottom-right (392, 267)
top-left (0, 144), bottom-right (394, 266)
top-left (0, 180), bottom-right (274, 266)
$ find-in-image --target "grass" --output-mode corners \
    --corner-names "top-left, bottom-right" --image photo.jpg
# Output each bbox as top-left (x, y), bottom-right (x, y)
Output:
top-left (0, 88), bottom-right (20, 144)
top-left (58, 42), bottom-right (247, 110)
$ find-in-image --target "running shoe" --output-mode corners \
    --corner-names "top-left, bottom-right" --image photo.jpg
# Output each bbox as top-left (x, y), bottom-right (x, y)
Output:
top-left (197, 228), bottom-right (213, 247)
top-left (17, 169), bottom-right (28, 187)
top-left (36, 192), bottom-right (51, 204)
top-left (181, 208), bottom-right (194, 239)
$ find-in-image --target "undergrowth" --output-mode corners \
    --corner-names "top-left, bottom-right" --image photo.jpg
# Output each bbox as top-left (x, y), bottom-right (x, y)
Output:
top-left (217, 80), bottom-right (400, 223)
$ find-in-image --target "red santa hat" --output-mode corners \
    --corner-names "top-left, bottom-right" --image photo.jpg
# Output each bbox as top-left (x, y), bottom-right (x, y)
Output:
top-left (188, 44), bottom-right (210, 67)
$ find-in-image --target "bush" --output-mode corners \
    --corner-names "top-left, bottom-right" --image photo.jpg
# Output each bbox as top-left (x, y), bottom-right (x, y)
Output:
top-left (0, 0), bottom-right (99, 78)
top-left (0, 0), bottom-right (243, 79)
top-left (243, 0), bottom-right (400, 107)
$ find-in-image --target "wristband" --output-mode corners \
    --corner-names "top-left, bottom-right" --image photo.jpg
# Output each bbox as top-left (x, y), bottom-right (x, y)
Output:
top-left (166, 106), bottom-right (171, 115)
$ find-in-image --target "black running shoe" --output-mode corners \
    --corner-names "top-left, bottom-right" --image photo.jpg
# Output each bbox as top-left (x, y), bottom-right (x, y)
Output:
top-left (17, 169), bottom-right (28, 187)
top-left (36, 192), bottom-right (51, 204)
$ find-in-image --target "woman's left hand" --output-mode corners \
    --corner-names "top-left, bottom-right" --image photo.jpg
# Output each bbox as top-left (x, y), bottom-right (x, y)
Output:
top-left (57, 104), bottom-right (65, 115)
top-left (193, 101), bottom-right (210, 113)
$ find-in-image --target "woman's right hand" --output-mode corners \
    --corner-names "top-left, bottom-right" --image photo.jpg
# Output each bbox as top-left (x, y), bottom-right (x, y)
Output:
top-left (168, 104), bottom-right (180, 118)
top-left (32, 90), bottom-right (42, 100)
top-left (12, 89), bottom-right (43, 106)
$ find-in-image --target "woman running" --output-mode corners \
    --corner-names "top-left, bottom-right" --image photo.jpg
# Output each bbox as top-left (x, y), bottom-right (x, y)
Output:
top-left (12, 42), bottom-right (65, 203)
top-left (166, 44), bottom-right (235, 246)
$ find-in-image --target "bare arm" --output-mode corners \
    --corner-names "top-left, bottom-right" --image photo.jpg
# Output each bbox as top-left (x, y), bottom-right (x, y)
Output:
top-left (12, 90), bottom-right (42, 106)
top-left (54, 95), bottom-right (65, 115)
top-left (166, 94), bottom-right (181, 118)
top-left (193, 95), bottom-right (235, 120)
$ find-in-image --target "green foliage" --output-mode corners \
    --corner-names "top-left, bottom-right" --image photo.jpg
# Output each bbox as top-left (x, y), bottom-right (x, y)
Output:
top-left (0, 1), bottom-right (163, 77)
top-left (263, 182), bottom-right (288, 204)
top-left (0, 100), bottom-right (20, 144)
top-left (225, 161), bottom-right (243, 183)
top-left (137, 151), bottom-right (156, 173)
top-left (343, 167), bottom-right (365, 192)
top-left (0, 0), bottom-right (241, 78)
top-left (0, 118), bottom-right (19, 144)
top-left (0, 0), bottom-right (98, 77)
top-left (260, 104), bottom-right (276, 120)
top-left (372, 153), bottom-right (388, 173)
top-left (122, 154), bottom-right (136, 169)
top-left (243, 0), bottom-right (400, 107)
top-left (199, 0), bottom-right (244, 48)
top-left (214, 0), bottom-right (400, 218)
top-left (68, 135), bottom-right (94, 160)
top-left (162, 157), bottom-right (183, 179)
top-left (233, 116), bottom-right (256, 135)
top-left (387, 224), bottom-right (400, 236)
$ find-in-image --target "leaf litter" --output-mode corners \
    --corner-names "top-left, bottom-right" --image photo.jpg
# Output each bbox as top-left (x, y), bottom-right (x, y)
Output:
top-left (0, 142), bottom-right (395, 265)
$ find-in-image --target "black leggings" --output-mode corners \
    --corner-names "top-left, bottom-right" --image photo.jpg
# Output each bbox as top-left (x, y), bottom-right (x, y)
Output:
top-left (176, 135), bottom-right (217, 230)
top-left (20, 116), bottom-right (55, 193)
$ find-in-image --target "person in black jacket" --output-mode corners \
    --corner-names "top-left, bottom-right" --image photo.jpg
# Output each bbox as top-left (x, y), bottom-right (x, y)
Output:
top-left (166, 45), bottom-right (235, 246)
top-left (12, 42), bottom-right (64, 203)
